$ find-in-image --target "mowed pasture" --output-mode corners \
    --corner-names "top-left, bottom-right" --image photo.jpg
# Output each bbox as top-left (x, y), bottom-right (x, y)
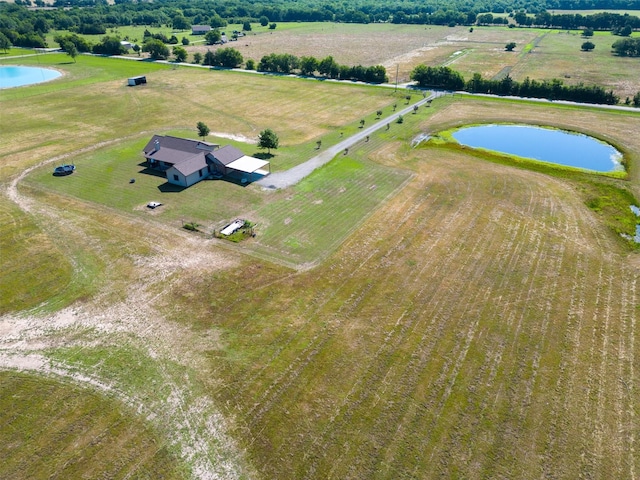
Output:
top-left (182, 23), bottom-right (640, 98)
top-left (189, 137), bottom-right (640, 479)
top-left (0, 371), bottom-right (186, 478)
top-left (35, 22), bottom-right (640, 98)
top-left (2, 49), bottom-right (640, 479)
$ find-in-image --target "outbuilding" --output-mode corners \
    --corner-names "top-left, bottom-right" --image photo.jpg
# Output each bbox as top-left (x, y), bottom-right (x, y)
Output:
top-left (127, 76), bottom-right (147, 86)
top-left (192, 25), bottom-right (211, 35)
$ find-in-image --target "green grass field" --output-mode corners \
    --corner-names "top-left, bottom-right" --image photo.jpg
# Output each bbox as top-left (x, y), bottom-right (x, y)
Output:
top-left (2, 34), bottom-right (640, 480)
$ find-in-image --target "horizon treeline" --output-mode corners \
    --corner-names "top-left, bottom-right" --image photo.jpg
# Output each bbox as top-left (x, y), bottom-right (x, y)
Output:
top-left (410, 65), bottom-right (640, 105)
top-left (3, 0), bottom-right (640, 40)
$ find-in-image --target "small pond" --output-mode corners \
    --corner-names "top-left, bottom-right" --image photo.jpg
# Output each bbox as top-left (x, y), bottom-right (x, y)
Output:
top-left (0, 65), bottom-right (62, 89)
top-left (452, 124), bottom-right (622, 173)
top-left (631, 206), bottom-right (640, 244)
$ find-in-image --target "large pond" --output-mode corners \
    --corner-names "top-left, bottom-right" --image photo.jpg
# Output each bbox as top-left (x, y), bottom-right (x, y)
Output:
top-left (452, 124), bottom-right (623, 173)
top-left (0, 65), bottom-right (62, 89)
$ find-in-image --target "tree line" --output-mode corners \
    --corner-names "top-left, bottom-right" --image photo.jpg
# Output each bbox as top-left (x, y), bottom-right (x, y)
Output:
top-left (3, 0), bottom-right (640, 40)
top-left (513, 11), bottom-right (640, 30)
top-left (2, 0), bottom-right (640, 50)
top-left (256, 53), bottom-right (388, 83)
top-left (410, 65), bottom-right (640, 106)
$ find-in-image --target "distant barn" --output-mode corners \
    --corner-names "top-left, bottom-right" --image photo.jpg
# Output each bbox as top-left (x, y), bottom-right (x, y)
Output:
top-left (127, 76), bottom-right (146, 86)
top-left (192, 25), bottom-right (211, 35)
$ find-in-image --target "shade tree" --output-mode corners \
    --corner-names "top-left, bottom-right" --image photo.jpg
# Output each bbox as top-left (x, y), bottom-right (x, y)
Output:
top-left (0, 32), bottom-right (13, 52)
top-left (258, 129), bottom-right (279, 154)
top-left (204, 29), bottom-right (222, 45)
top-left (581, 41), bottom-right (595, 51)
top-left (142, 38), bottom-right (169, 59)
top-left (172, 45), bottom-right (187, 62)
top-left (61, 40), bottom-right (78, 62)
top-left (197, 122), bottom-right (210, 140)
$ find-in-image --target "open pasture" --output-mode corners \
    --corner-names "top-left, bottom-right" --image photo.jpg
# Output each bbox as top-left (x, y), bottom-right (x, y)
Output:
top-left (509, 30), bottom-right (640, 99)
top-left (2, 49), bottom-right (640, 479)
top-left (167, 104), bottom-right (640, 477)
top-left (0, 54), bottom-right (400, 173)
top-left (23, 130), bottom-right (412, 266)
top-left (180, 23), bottom-right (640, 97)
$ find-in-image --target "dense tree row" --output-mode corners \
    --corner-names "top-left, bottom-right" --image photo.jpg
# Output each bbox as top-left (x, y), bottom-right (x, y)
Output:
top-left (203, 47), bottom-right (244, 67)
top-left (514, 11), bottom-right (640, 30)
top-left (2, 0), bottom-right (639, 50)
top-left (257, 53), bottom-right (388, 83)
top-left (410, 65), bottom-right (622, 104)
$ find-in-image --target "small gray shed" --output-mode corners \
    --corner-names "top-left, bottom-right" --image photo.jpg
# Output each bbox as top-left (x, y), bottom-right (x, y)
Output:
top-left (128, 76), bottom-right (147, 86)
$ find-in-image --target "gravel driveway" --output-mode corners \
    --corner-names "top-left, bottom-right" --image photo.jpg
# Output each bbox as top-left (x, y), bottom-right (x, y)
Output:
top-left (256, 91), bottom-right (441, 190)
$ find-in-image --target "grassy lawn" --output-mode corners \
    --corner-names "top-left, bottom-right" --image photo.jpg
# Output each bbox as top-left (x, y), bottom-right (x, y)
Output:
top-left (0, 200), bottom-right (74, 314)
top-left (24, 131), bottom-right (264, 228)
top-left (23, 127), bottom-right (412, 266)
top-left (0, 371), bottom-right (186, 479)
top-left (0, 52), bottom-right (169, 100)
top-left (250, 155), bottom-right (412, 265)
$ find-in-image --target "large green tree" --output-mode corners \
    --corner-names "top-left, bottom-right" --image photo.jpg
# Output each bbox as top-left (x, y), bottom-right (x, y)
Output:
top-left (258, 129), bottom-right (279, 154)
top-left (172, 45), bottom-right (187, 62)
top-left (0, 32), bottom-right (12, 53)
top-left (197, 122), bottom-right (210, 140)
top-left (54, 33), bottom-right (91, 52)
top-left (143, 38), bottom-right (169, 60)
top-left (581, 41), bottom-right (595, 51)
top-left (205, 29), bottom-right (221, 45)
top-left (300, 56), bottom-right (318, 76)
top-left (207, 47), bottom-right (243, 68)
top-left (61, 40), bottom-right (78, 62)
top-left (92, 36), bottom-right (126, 55)
top-left (172, 14), bottom-right (190, 30)
top-left (318, 55), bottom-right (339, 78)
top-left (612, 37), bottom-right (640, 56)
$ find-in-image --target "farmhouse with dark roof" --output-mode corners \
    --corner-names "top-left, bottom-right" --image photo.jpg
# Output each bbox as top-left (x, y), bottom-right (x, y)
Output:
top-left (143, 135), bottom-right (270, 187)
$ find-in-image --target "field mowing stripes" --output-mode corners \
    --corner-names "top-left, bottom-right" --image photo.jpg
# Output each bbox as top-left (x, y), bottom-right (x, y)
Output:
top-left (224, 149), bottom-right (640, 479)
top-left (250, 156), bottom-right (412, 265)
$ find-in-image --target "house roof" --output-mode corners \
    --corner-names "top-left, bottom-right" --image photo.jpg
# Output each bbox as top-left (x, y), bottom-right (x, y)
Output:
top-left (192, 25), bottom-right (211, 31)
top-left (210, 145), bottom-right (245, 166)
top-left (143, 135), bottom-right (268, 180)
top-left (170, 152), bottom-right (208, 177)
top-left (143, 135), bottom-right (218, 165)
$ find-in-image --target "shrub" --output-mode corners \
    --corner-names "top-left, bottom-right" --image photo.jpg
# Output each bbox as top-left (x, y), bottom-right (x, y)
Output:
top-left (183, 222), bottom-right (200, 232)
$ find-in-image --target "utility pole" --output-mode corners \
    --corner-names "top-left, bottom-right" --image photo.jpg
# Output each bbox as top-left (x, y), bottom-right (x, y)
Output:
top-left (394, 64), bottom-right (399, 93)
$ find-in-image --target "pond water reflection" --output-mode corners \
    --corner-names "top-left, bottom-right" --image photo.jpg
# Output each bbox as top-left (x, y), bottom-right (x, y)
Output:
top-left (452, 124), bottom-right (622, 173)
top-left (0, 65), bottom-right (62, 89)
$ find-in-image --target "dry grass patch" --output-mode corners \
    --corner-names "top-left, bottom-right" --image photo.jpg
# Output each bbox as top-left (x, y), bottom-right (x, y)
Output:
top-left (0, 371), bottom-right (186, 479)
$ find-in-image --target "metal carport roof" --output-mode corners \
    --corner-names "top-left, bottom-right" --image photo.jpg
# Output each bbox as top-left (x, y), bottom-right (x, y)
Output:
top-left (226, 156), bottom-right (270, 174)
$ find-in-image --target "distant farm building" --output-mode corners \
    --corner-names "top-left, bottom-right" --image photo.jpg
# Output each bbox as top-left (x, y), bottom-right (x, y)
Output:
top-left (128, 76), bottom-right (146, 86)
top-left (142, 135), bottom-right (270, 188)
top-left (192, 25), bottom-right (211, 35)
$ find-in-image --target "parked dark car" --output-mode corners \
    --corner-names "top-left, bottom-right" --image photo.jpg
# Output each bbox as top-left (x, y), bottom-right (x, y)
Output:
top-left (53, 164), bottom-right (75, 176)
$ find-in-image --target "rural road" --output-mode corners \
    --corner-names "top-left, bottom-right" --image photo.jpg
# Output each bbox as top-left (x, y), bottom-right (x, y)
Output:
top-left (256, 91), bottom-right (443, 189)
